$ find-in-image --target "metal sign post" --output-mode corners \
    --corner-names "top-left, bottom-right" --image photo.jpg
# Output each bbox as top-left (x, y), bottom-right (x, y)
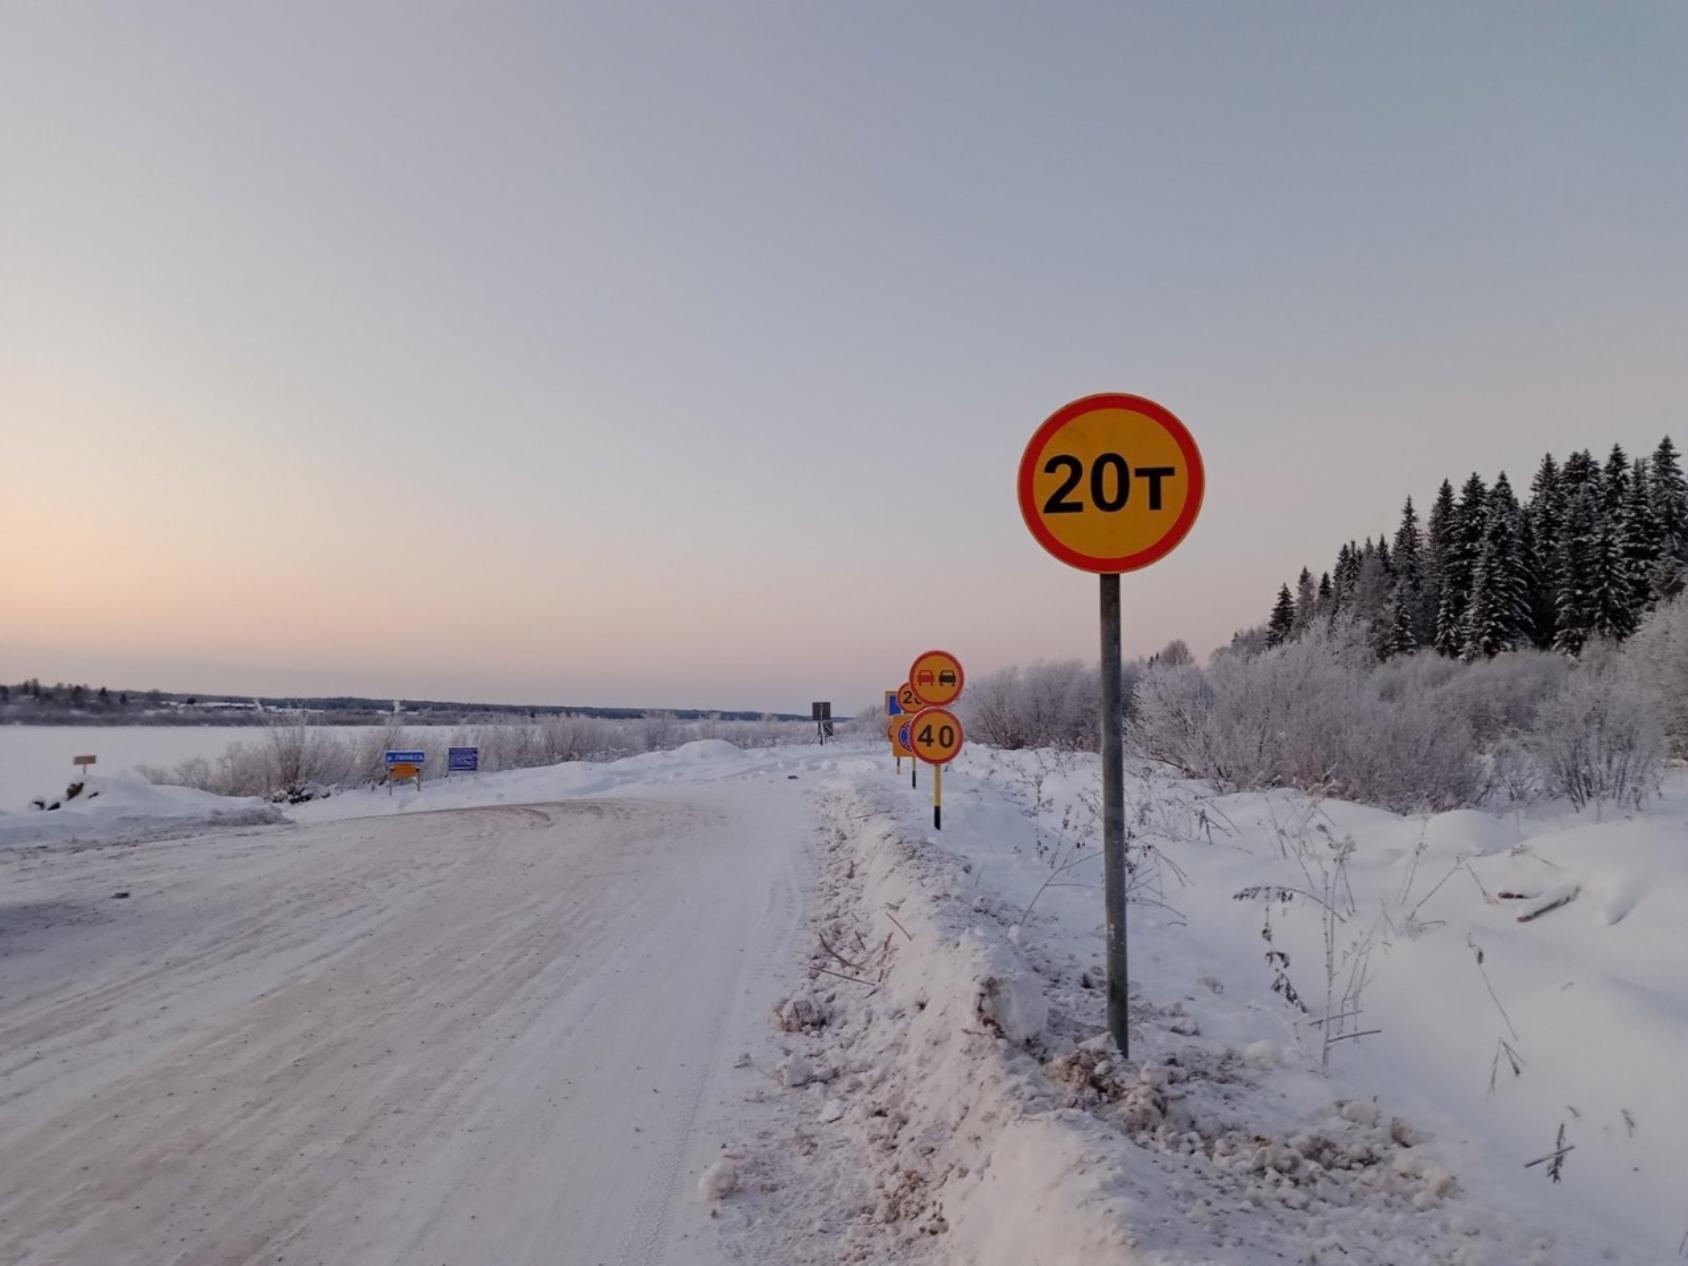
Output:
top-left (1018, 392), bottom-right (1205, 1058)
top-left (907, 705), bottom-right (963, 830)
top-left (1098, 573), bottom-right (1128, 1052)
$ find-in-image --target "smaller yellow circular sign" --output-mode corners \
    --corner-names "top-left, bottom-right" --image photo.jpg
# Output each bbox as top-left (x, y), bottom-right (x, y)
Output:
top-left (897, 682), bottom-right (923, 714)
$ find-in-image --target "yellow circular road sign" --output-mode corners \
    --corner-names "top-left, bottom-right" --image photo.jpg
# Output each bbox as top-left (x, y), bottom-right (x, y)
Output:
top-left (1018, 393), bottom-right (1204, 573)
top-left (909, 649), bottom-right (964, 707)
top-left (896, 681), bottom-right (923, 715)
top-left (908, 707), bottom-right (964, 765)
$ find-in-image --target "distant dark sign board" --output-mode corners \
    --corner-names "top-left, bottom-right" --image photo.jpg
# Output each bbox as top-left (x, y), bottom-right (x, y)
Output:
top-left (448, 747), bottom-right (479, 773)
top-left (811, 701), bottom-right (831, 721)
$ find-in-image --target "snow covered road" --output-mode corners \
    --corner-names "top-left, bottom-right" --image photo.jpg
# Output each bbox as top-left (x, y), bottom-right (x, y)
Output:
top-left (0, 790), bottom-right (810, 1266)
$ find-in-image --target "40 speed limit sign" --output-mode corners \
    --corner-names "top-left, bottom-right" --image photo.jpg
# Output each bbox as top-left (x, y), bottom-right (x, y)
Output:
top-left (907, 707), bottom-right (963, 765)
top-left (908, 706), bottom-right (962, 832)
top-left (1018, 393), bottom-right (1204, 572)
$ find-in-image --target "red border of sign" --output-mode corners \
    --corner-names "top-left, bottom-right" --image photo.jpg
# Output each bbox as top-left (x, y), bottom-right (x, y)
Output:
top-left (908, 650), bottom-right (965, 706)
top-left (907, 706), bottom-right (964, 765)
top-left (1017, 392), bottom-right (1205, 574)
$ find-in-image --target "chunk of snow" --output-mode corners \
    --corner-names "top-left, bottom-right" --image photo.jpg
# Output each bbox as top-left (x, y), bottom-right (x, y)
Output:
top-left (1243, 1039), bottom-right (1282, 1068)
top-left (697, 1160), bottom-right (739, 1201)
top-left (976, 971), bottom-right (1047, 1043)
top-left (777, 1053), bottom-right (814, 1088)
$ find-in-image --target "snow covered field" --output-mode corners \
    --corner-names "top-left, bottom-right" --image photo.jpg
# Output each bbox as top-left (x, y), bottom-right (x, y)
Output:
top-left (2, 737), bottom-right (1682, 1263)
top-left (0, 724), bottom-right (407, 809)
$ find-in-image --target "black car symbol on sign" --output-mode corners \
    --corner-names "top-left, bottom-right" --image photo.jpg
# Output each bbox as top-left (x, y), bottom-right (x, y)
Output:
top-left (938, 669), bottom-right (957, 687)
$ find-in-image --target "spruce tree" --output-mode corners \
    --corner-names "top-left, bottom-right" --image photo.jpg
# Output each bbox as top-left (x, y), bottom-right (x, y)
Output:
top-left (1292, 568), bottom-right (1317, 635)
top-left (1620, 457), bottom-right (1662, 617)
top-left (1561, 448), bottom-right (1599, 493)
top-left (1591, 511), bottom-right (1634, 642)
top-left (1461, 496), bottom-right (1529, 659)
top-left (1391, 497), bottom-right (1427, 645)
top-left (1527, 454), bottom-right (1564, 648)
top-left (1435, 474), bottom-right (1487, 656)
top-left (1267, 584), bottom-right (1296, 647)
top-left (1352, 550), bottom-right (1393, 654)
top-left (1387, 585), bottom-right (1417, 658)
top-left (1423, 480), bottom-right (1455, 651)
top-left (1651, 436), bottom-right (1688, 592)
top-left (1332, 542), bottom-right (1361, 611)
top-left (1602, 443), bottom-right (1631, 517)
top-left (1555, 485), bottom-right (1601, 654)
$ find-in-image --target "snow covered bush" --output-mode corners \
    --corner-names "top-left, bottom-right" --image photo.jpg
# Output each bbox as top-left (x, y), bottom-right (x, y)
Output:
top-left (1132, 622), bottom-right (1480, 811)
top-left (1622, 596), bottom-right (1688, 758)
top-left (1374, 650), bottom-right (1569, 745)
top-left (1527, 660), bottom-right (1665, 810)
top-left (962, 660), bottom-right (1109, 750)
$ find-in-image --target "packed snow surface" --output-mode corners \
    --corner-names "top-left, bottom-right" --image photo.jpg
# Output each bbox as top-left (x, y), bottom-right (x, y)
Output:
top-left (2, 735), bottom-right (1682, 1264)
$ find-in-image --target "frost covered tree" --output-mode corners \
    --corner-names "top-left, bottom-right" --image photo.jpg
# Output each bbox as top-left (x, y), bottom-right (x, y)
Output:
top-left (1619, 458), bottom-right (1662, 618)
top-left (1387, 585), bottom-right (1417, 657)
top-left (1434, 474), bottom-right (1487, 656)
top-left (1292, 567), bottom-right (1317, 635)
top-left (1462, 492), bottom-right (1529, 659)
top-left (1555, 485), bottom-right (1601, 654)
top-left (1391, 496), bottom-right (1428, 644)
top-left (1650, 436), bottom-right (1688, 596)
top-left (1526, 454), bottom-right (1564, 649)
top-left (1602, 443), bottom-right (1631, 517)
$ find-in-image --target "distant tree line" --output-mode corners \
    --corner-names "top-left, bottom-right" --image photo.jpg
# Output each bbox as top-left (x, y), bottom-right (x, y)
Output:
top-left (1258, 436), bottom-right (1688, 660)
top-left (1, 681), bottom-right (807, 726)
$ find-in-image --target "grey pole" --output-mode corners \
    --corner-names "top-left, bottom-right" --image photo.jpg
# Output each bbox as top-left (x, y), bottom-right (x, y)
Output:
top-left (1099, 572), bottom-right (1129, 1057)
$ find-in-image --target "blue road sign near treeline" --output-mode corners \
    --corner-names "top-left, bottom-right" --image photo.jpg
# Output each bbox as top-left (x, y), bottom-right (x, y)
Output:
top-left (448, 747), bottom-right (480, 773)
top-left (384, 750), bottom-right (426, 766)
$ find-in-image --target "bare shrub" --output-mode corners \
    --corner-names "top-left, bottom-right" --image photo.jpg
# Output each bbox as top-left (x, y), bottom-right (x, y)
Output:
top-left (1132, 621), bottom-right (1479, 812)
top-left (1623, 596), bottom-right (1688, 758)
top-left (962, 660), bottom-right (1110, 750)
top-left (1527, 663), bottom-right (1665, 811)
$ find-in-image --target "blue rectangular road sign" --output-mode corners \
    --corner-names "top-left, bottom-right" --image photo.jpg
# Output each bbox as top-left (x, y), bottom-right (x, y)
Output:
top-left (448, 747), bottom-right (479, 773)
top-left (885, 690), bottom-right (902, 717)
top-left (384, 750), bottom-right (426, 766)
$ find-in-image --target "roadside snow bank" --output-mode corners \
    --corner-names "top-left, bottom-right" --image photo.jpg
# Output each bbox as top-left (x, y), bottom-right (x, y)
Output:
top-left (0, 776), bottom-right (282, 849)
top-left (772, 768), bottom-right (1669, 1265)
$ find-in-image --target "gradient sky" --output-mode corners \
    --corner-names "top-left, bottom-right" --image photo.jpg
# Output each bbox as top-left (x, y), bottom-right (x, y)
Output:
top-left (4, 3), bottom-right (1686, 713)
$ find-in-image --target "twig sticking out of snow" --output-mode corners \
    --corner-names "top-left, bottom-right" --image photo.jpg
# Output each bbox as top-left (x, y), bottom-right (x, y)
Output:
top-left (1468, 934), bottom-right (1521, 1043)
top-left (1523, 1123), bottom-right (1572, 1183)
top-left (1488, 1039), bottom-right (1525, 1095)
top-left (815, 966), bottom-right (879, 990)
top-left (1515, 883), bottom-right (1581, 923)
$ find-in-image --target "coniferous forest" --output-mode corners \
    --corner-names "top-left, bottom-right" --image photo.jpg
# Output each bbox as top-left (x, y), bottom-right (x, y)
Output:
top-left (1261, 437), bottom-right (1688, 660)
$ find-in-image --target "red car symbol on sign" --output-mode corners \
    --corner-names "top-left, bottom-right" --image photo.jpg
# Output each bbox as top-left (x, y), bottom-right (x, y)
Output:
top-left (918, 669), bottom-right (935, 686)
